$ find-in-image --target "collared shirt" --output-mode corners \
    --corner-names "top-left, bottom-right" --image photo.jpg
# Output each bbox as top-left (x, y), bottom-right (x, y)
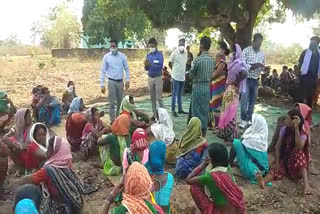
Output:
top-left (145, 50), bottom-right (164, 78)
top-left (169, 49), bottom-right (188, 81)
top-left (243, 46), bottom-right (265, 79)
top-left (100, 51), bottom-right (130, 87)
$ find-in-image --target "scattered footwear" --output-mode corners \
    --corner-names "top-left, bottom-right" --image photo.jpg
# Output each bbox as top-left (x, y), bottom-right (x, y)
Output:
top-left (239, 120), bottom-right (247, 129)
top-left (172, 112), bottom-right (179, 117)
top-left (178, 110), bottom-right (188, 114)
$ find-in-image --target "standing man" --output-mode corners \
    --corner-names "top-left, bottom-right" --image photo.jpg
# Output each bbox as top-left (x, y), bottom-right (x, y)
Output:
top-left (169, 38), bottom-right (188, 117)
top-left (298, 36), bottom-right (320, 108)
top-left (145, 38), bottom-right (164, 116)
top-left (100, 40), bottom-right (130, 124)
top-left (240, 33), bottom-right (266, 128)
top-left (189, 36), bottom-right (215, 137)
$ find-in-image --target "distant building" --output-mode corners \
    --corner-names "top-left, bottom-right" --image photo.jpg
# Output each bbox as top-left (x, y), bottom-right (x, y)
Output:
top-left (81, 35), bottom-right (136, 49)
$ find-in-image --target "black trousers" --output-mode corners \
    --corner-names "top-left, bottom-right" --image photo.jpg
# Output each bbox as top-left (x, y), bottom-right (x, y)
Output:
top-left (300, 75), bottom-right (317, 107)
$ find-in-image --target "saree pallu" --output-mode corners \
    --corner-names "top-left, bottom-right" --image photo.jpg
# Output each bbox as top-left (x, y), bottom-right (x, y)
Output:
top-left (39, 106), bottom-right (61, 125)
top-left (175, 148), bottom-right (206, 180)
top-left (99, 135), bottom-right (129, 176)
top-left (209, 75), bottom-right (226, 128)
top-left (218, 85), bottom-right (239, 139)
top-left (190, 171), bottom-right (245, 214)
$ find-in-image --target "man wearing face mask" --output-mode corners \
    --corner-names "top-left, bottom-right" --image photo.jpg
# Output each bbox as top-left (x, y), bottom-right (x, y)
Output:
top-left (298, 36), bottom-right (320, 108)
top-left (169, 38), bottom-right (188, 117)
top-left (100, 40), bottom-right (130, 124)
top-left (145, 38), bottom-right (164, 116)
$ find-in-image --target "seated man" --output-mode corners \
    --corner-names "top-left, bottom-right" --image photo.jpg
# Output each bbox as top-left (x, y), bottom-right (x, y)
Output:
top-left (62, 81), bottom-right (77, 112)
top-left (0, 90), bottom-right (16, 129)
top-left (270, 69), bottom-right (280, 90)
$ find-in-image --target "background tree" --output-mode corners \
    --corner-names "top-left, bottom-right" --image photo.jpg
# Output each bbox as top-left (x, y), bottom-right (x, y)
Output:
top-left (33, 4), bottom-right (81, 49)
top-left (128, 0), bottom-right (320, 48)
top-left (82, 0), bottom-right (150, 45)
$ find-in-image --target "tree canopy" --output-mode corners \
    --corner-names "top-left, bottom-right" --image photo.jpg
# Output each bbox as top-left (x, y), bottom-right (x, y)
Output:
top-left (128, 0), bottom-right (320, 47)
top-left (82, 0), bottom-right (150, 45)
top-left (82, 0), bottom-right (320, 48)
top-left (32, 4), bottom-right (81, 49)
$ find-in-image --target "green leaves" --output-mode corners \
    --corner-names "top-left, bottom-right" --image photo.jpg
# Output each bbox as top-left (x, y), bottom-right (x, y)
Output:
top-left (82, 0), bottom-right (150, 44)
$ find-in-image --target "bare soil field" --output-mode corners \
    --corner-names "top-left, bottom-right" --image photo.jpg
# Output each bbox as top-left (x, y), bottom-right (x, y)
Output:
top-left (0, 56), bottom-right (320, 213)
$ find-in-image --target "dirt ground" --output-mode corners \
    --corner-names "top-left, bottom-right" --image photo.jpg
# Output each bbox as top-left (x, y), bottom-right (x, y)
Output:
top-left (0, 56), bottom-right (320, 213)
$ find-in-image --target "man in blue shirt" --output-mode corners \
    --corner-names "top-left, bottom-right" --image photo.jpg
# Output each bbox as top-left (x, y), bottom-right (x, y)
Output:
top-left (100, 40), bottom-right (130, 123)
top-left (145, 38), bottom-right (164, 115)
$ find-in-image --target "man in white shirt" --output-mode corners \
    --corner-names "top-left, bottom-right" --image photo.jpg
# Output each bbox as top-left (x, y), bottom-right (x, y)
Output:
top-left (240, 33), bottom-right (267, 128)
top-left (169, 38), bottom-right (188, 117)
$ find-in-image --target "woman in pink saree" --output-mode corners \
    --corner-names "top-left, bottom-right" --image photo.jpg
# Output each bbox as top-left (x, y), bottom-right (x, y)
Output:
top-left (218, 44), bottom-right (247, 140)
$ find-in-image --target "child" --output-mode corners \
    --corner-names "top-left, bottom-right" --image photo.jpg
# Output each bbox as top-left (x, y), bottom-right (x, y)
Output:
top-left (271, 69), bottom-right (280, 90)
top-left (186, 143), bottom-right (245, 214)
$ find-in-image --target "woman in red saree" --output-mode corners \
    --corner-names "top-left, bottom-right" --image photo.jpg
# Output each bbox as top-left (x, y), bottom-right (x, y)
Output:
top-left (186, 143), bottom-right (245, 214)
top-left (260, 109), bottom-right (312, 194)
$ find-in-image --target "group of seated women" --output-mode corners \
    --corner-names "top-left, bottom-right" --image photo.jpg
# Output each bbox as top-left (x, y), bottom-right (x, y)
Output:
top-left (1, 87), bottom-right (315, 213)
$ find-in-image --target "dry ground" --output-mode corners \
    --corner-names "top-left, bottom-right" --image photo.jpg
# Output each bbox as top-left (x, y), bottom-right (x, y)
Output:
top-left (0, 56), bottom-right (320, 213)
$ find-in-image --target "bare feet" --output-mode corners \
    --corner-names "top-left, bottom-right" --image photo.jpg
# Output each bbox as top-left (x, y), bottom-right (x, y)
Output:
top-left (256, 172), bottom-right (265, 189)
top-left (303, 184), bottom-right (312, 195)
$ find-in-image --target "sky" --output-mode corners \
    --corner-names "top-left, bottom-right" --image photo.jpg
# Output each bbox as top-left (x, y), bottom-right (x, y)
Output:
top-left (0, 0), bottom-right (318, 48)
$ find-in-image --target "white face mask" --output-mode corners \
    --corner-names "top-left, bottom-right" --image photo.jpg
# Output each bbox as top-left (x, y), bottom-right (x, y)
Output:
top-left (68, 85), bottom-right (74, 93)
top-left (178, 46), bottom-right (185, 52)
top-left (150, 48), bottom-right (156, 53)
top-left (110, 48), bottom-right (118, 55)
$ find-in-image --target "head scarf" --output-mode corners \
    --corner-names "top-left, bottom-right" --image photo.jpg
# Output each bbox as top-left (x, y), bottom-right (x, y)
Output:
top-left (29, 123), bottom-right (50, 152)
top-left (242, 114), bottom-right (268, 152)
top-left (227, 44), bottom-right (247, 93)
top-left (15, 199), bottom-right (38, 214)
top-left (122, 162), bottom-right (153, 214)
top-left (111, 114), bottom-right (130, 136)
top-left (68, 97), bottom-right (82, 115)
top-left (131, 128), bottom-right (148, 152)
top-left (14, 108), bottom-right (31, 145)
top-left (85, 107), bottom-right (94, 123)
top-left (120, 95), bottom-right (136, 114)
top-left (146, 141), bottom-right (166, 175)
top-left (297, 103), bottom-right (312, 136)
top-left (44, 137), bottom-right (72, 168)
top-left (177, 117), bottom-right (206, 158)
top-left (150, 108), bottom-right (175, 146)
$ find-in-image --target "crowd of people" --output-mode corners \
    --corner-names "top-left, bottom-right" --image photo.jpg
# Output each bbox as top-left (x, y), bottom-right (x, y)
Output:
top-left (0, 34), bottom-right (319, 214)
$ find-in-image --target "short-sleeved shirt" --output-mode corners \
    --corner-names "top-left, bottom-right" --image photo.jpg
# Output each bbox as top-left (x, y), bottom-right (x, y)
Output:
top-left (279, 126), bottom-right (307, 142)
top-left (243, 46), bottom-right (265, 80)
top-left (198, 172), bottom-right (228, 206)
top-left (169, 49), bottom-right (188, 81)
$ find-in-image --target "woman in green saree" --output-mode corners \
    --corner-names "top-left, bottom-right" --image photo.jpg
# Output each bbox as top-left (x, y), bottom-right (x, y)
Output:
top-left (97, 114), bottom-right (131, 176)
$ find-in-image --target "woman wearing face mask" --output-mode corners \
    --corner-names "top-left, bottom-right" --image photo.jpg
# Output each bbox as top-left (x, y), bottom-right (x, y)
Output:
top-left (208, 41), bottom-right (230, 130)
top-left (217, 44), bottom-right (247, 140)
top-left (62, 81), bottom-right (77, 113)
